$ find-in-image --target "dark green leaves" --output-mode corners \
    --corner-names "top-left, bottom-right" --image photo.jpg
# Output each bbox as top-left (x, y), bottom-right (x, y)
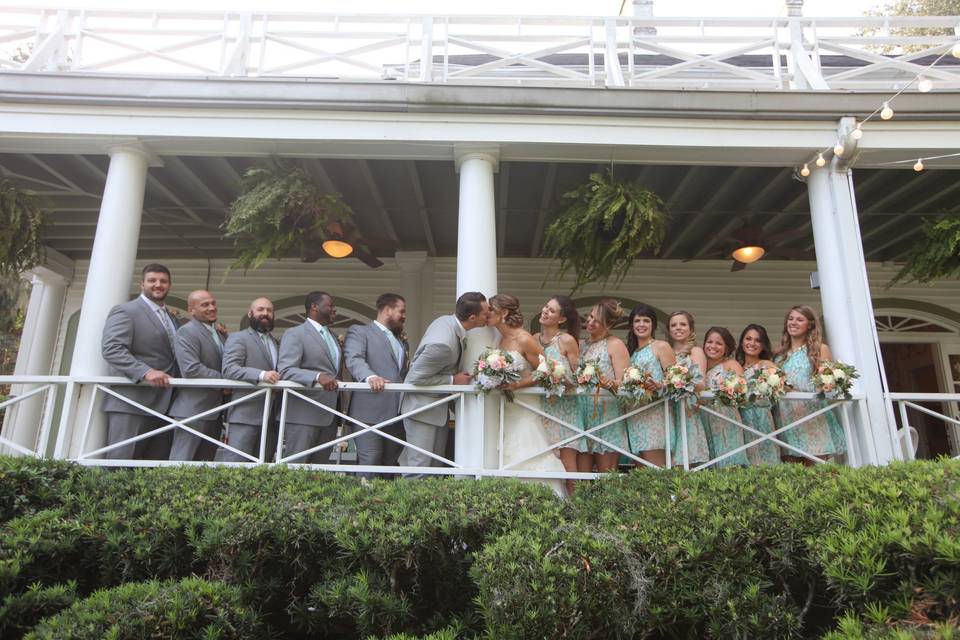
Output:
top-left (890, 213), bottom-right (960, 285)
top-left (0, 179), bottom-right (46, 276)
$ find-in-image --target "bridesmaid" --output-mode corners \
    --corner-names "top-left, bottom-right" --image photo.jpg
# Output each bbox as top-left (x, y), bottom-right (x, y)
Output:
top-left (702, 327), bottom-right (750, 468)
top-left (734, 324), bottom-right (782, 466)
top-left (665, 311), bottom-right (711, 467)
top-left (774, 305), bottom-right (847, 463)
top-left (533, 295), bottom-right (581, 494)
top-left (577, 298), bottom-right (630, 474)
top-left (623, 303), bottom-right (676, 468)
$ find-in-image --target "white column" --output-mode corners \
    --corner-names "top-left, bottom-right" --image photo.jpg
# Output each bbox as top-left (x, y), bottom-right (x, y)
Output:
top-left (394, 251), bottom-right (428, 347)
top-left (1, 258), bottom-right (72, 455)
top-left (807, 163), bottom-right (897, 464)
top-left (454, 145), bottom-right (500, 472)
top-left (63, 144), bottom-right (157, 457)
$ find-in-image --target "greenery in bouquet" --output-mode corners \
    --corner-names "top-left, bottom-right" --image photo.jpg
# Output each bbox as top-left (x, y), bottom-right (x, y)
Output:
top-left (661, 362), bottom-right (699, 401)
top-left (574, 359), bottom-right (604, 395)
top-left (813, 360), bottom-right (859, 400)
top-left (710, 369), bottom-right (748, 408)
top-left (532, 354), bottom-right (570, 399)
top-left (618, 365), bottom-right (659, 405)
top-left (745, 365), bottom-right (791, 407)
top-left (472, 348), bottom-right (525, 400)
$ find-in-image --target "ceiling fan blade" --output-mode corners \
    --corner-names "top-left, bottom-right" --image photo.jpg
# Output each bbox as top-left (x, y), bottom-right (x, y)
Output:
top-left (765, 228), bottom-right (807, 245)
top-left (730, 259), bottom-right (747, 272)
top-left (354, 247), bottom-right (384, 268)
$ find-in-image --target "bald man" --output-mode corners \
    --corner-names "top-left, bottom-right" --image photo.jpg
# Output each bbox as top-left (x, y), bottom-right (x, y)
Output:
top-left (217, 297), bottom-right (281, 462)
top-left (168, 289), bottom-right (227, 461)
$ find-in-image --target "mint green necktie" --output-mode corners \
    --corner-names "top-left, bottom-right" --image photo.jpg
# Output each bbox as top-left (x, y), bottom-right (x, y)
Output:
top-left (320, 325), bottom-right (340, 363)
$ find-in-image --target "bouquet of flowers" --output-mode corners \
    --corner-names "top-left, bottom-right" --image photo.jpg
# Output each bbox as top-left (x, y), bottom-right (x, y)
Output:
top-left (745, 365), bottom-right (790, 407)
top-left (574, 359), bottom-right (603, 395)
top-left (710, 370), bottom-right (748, 408)
top-left (532, 354), bottom-right (570, 399)
top-left (618, 365), bottom-right (659, 405)
top-left (661, 362), bottom-right (699, 401)
top-left (472, 348), bottom-right (525, 399)
top-left (813, 360), bottom-right (859, 400)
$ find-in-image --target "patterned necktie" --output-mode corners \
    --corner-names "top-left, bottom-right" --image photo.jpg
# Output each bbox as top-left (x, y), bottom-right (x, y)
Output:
top-left (260, 333), bottom-right (276, 368)
top-left (157, 307), bottom-right (176, 345)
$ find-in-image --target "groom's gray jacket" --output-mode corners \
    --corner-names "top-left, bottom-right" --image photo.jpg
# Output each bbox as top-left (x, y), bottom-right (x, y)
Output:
top-left (400, 314), bottom-right (465, 427)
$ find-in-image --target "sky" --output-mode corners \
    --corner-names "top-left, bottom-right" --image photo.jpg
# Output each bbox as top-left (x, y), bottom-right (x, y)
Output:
top-left (5, 0), bottom-right (884, 16)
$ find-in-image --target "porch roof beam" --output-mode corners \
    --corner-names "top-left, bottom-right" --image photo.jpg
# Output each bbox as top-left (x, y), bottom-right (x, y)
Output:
top-left (405, 160), bottom-right (437, 256)
top-left (529, 163), bottom-right (557, 258)
top-left (357, 160), bottom-right (399, 244)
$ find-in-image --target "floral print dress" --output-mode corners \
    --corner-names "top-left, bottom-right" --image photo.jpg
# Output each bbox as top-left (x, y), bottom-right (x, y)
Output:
top-left (576, 338), bottom-right (629, 454)
top-left (776, 348), bottom-right (847, 457)
top-left (739, 364), bottom-right (782, 466)
top-left (624, 344), bottom-right (668, 453)
top-left (669, 353), bottom-right (711, 466)
top-left (703, 364), bottom-right (750, 468)
top-left (540, 334), bottom-right (580, 451)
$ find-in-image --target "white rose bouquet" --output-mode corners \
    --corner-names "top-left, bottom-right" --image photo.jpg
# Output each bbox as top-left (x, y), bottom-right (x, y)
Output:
top-left (618, 365), bottom-right (658, 405)
top-left (661, 363), bottom-right (698, 401)
top-left (532, 354), bottom-right (570, 399)
top-left (745, 365), bottom-right (790, 407)
top-left (472, 348), bottom-right (525, 400)
top-left (710, 370), bottom-right (748, 408)
top-left (813, 360), bottom-right (859, 400)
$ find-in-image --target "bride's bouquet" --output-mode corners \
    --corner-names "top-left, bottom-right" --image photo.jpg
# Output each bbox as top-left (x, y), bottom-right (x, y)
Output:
top-left (745, 365), bottom-right (790, 407)
top-left (813, 360), bottom-right (859, 400)
top-left (661, 362), bottom-right (699, 402)
top-left (532, 354), bottom-right (570, 400)
top-left (618, 365), bottom-right (659, 405)
top-left (710, 370), bottom-right (748, 408)
top-left (471, 348), bottom-right (525, 400)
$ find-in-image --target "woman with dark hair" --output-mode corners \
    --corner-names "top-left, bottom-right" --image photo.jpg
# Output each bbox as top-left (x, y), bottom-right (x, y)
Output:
top-left (577, 298), bottom-right (630, 475)
top-left (702, 326), bottom-right (749, 468)
top-left (774, 305), bottom-right (846, 463)
top-left (623, 304), bottom-right (675, 468)
top-left (665, 311), bottom-right (711, 467)
top-left (736, 324), bottom-right (781, 465)
top-left (533, 295), bottom-right (581, 494)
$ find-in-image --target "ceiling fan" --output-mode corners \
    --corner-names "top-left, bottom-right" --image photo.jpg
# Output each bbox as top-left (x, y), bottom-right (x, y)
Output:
top-left (301, 220), bottom-right (385, 268)
top-left (700, 222), bottom-right (810, 271)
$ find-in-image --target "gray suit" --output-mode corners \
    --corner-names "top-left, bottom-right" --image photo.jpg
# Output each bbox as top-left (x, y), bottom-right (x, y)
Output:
top-left (343, 322), bottom-right (409, 476)
top-left (218, 327), bottom-right (280, 462)
top-left (100, 296), bottom-right (181, 460)
top-left (168, 318), bottom-right (225, 461)
top-left (278, 320), bottom-right (343, 463)
top-left (399, 314), bottom-right (465, 474)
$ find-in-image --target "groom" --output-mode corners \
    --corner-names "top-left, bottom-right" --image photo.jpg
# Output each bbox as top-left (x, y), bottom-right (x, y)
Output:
top-left (399, 292), bottom-right (489, 476)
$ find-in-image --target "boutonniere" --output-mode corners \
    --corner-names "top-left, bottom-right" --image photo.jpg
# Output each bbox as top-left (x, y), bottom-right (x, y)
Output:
top-left (215, 321), bottom-right (229, 337)
top-left (336, 332), bottom-right (345, 347)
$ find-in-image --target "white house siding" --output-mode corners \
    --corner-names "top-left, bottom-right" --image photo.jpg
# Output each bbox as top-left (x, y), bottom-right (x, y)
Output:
top-left (51, 257), bottom-right (960, 375)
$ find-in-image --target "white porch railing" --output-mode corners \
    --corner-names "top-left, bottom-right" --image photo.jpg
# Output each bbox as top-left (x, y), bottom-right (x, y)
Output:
top-left (886, 392), bottom-right (960, 461)
top-left (0, 374), bottom-right (881, 477)
top-left (0, 9), bottom-right (958, 90)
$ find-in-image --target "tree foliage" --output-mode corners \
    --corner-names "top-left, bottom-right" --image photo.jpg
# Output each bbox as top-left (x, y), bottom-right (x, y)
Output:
top-left (890, 213), bottom-right (960, 285)
top-left (542, 169), bottom-right (669, 293)
top-left (862, 0), bottom-right (960, 51)
top-left (0, 179), bottom-right (45, 276)
top-left (223, 160), bottom-right (353, 271)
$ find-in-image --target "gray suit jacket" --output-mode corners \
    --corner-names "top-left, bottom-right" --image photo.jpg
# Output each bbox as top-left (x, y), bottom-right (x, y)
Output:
top-left (168, 318), bottom-right (225, 419)
top-left (400, 314), bottom-right (465, 426)
top-left (344, 322), bottom-right (409, 425)
top-left (221, 327), bottom-right (279, 426)
top-left (100, 297), bottom-right (180, 415)
top-left (278, 321), bottom-right (343, 427)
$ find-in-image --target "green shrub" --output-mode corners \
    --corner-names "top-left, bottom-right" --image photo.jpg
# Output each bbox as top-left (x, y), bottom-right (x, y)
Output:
top-left (24, 577), bottom-right (264, 640)
top-left (0, 581), bottom-right (76, 638)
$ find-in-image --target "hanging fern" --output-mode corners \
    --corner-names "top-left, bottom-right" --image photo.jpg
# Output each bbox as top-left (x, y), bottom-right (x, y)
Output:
top-left (224, 160), bottom-right (353, 270)
top-left (0, 178), bottom-right (46, 275)
top-left (542, 169), bottom-right (668, 292)
top-left (890, 212), bottom-right (960, 285)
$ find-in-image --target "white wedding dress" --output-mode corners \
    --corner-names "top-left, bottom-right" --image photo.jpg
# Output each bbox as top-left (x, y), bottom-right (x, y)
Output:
top-left (501, 351), bottom-right (567, 498)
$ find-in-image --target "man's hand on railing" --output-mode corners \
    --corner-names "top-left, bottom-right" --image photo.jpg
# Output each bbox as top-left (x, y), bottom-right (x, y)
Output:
top-left (452, 372), bottom-right (472, 386)
top-left (367, 375), bottom-right (390, 392)
top-left (142, 369), bottom-right (171, 388)
top-left (316, 373), bottom-right (339, 391)
top-left (261, 371), bottom-right (280, 384)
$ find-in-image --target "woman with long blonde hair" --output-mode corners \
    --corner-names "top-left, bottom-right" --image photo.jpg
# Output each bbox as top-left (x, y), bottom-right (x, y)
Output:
top-left (773, 305), bottom-right (846, 463)
top-left (665, 311), bottom-right (711, 467)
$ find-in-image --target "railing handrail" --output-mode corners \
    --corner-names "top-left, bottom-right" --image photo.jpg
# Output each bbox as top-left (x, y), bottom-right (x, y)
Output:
top-left (886, 392), bottom-right (960, 401)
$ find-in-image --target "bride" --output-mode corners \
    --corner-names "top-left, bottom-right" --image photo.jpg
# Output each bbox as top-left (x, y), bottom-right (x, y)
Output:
top-left (487, 294), bottom-right (567, 498)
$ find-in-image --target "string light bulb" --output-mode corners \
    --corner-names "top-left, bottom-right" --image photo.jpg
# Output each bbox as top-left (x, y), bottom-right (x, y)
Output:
top-left (913, 158), bottom-right (924, 172)
top-left (815, 152), bottom-right (826, 167)
top-left (953, 41), bottom-right (960, 59)
top-left (851, 123), bottom-right (863, 140)
top-left (800, 163), bottom-right (811, 177)
top-left (833, 141), bottom-right (845, 156)
top-left (917, 76), bottom-right (933, 93)
top-left (880, 102), bottom-right (894, 120)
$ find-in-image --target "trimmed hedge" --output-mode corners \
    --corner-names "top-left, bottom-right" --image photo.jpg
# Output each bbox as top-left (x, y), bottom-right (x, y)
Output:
top-left (0, 457), bottom-right (958, 639)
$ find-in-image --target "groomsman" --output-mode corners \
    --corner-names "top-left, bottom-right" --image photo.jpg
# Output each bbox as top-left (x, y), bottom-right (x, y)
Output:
top-left (168, 289), bottom-right (226, 462)
top-left (400, 292), bottom-right (489, 476)
top-left (100, 263), bottom-right (179, 460)
top-left (278, 291), bottom-right (343, 463)
top-left (218, 297), bottom-right (281, 462)
top-left (343, 293), bottom-right (409, 477)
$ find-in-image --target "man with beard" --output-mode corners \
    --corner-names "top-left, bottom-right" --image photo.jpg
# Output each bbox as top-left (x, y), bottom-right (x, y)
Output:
top-left (343, 293), bottom-right (409, 478)
top-left (168, 289), bottom-right (227, 462)
top-left (278, 291), bottom-right (343, 463)
top-left (218, 297), bottom-right (281, 462)
top-left (100, 263), bottom-right (180, 460)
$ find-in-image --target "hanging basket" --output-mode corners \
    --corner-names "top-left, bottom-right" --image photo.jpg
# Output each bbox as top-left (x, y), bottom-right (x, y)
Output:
top-left (890, 212), bottom-right (960, 285)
